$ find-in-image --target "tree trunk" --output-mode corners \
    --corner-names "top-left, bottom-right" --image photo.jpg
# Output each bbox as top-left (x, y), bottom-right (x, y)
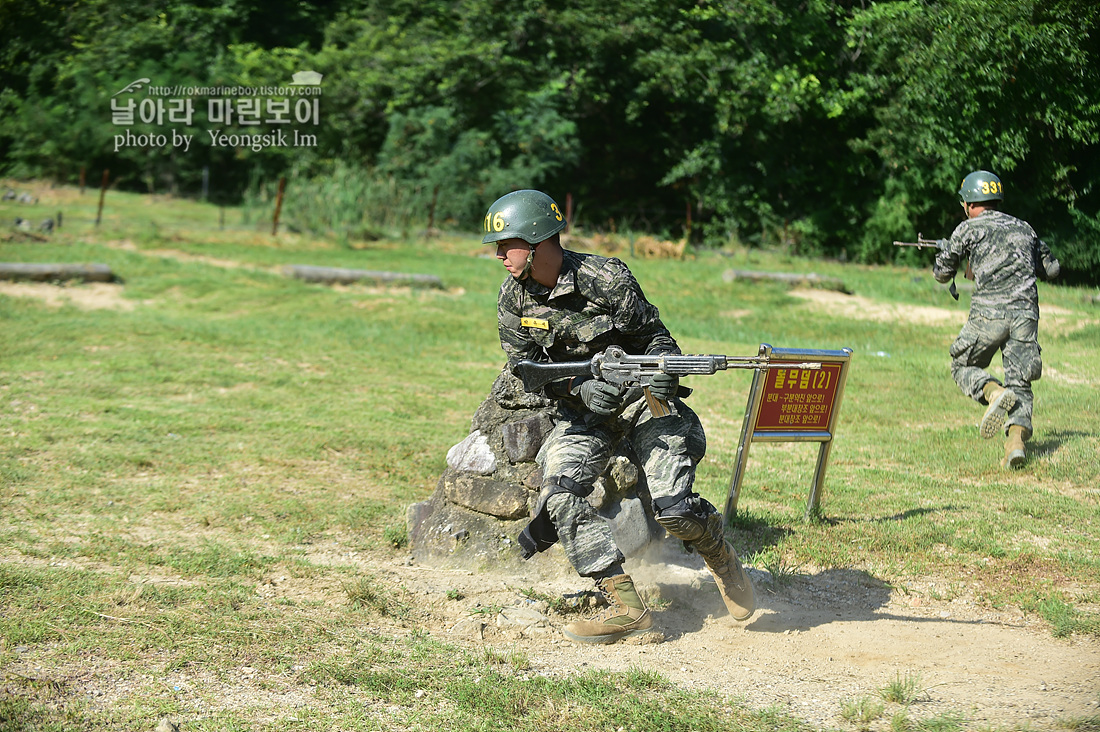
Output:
top-left (283, 264), bottom-right (443, 289)
top-left (0, 263), bottom-right (116, 282)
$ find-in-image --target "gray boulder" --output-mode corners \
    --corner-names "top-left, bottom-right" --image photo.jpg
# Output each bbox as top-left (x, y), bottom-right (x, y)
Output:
top-left (408, 367), bottom-right (670, 578)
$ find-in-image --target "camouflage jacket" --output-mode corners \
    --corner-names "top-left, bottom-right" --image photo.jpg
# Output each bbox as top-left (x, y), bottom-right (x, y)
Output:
top-left (498, 250), bottom-right (679, 398)
top-left (933, 210), bottom-right (1059, 319)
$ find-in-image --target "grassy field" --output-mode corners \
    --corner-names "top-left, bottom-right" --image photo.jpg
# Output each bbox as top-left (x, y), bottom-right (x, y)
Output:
top-left (1, 181), bottom-right (1098, 731)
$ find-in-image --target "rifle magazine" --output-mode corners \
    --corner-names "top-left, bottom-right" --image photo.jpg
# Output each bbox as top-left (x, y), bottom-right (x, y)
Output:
top-left (643, 387), bottom-right (673, 418)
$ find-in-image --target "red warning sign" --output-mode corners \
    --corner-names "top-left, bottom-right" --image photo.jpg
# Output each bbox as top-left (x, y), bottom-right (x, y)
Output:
top-left (754, 362), bottom-right (843, 432)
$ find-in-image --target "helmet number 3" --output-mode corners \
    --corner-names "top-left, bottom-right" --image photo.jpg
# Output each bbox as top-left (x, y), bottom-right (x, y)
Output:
top-left (484, 201), bottom-right (564, 233)
top-left (981, 181), bottom-right (1003, 195)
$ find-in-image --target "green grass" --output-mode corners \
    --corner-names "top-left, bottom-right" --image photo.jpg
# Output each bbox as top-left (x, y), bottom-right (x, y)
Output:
top-left (879, 672), bottom-right (924, 705)
top-left (841, 695), bottom-right (885, 726)
top-left (305, 641), bottom-right (788, 731)
top-left (2, 181), bottom-right (1099, 730)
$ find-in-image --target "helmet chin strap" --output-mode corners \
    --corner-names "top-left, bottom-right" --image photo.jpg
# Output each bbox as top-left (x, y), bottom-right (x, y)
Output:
top-left (517, 244), bottom-right (537, 280)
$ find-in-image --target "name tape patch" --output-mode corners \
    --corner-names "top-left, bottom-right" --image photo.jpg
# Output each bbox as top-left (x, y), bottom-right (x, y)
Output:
top-left (521, 317), bottom-right (549, 330)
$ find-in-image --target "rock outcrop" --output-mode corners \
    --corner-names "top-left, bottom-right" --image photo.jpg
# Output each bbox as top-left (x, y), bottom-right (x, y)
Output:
top-left (408, 367), bottom-right (670, 579)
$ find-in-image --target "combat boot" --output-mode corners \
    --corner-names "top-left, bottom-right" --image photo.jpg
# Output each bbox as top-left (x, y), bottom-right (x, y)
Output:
top-left (691, 513), bottom-right (755, 621)
top-left (980, 382), bottom-right (1017, 439)
top-left (1003, 425), bottom-right (1026, 469)
top-left (562, 574), bottom-right (652, 645)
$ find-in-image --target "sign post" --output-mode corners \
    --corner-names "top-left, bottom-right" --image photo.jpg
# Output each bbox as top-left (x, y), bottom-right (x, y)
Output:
top-left (724, 343), bottom-right (853, 522)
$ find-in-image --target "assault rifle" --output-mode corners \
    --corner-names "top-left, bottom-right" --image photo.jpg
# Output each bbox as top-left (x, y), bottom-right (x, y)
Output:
top-left (892, 233), bottom-right (946, 250)
top-left (893, 233), bottom-right (965, 301)
top-left (514, 345), bottom-right (821, 418)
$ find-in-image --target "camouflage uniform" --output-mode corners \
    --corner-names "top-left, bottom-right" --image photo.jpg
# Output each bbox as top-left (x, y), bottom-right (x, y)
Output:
top-left (499, 250), bottom-right (707, 577)
top-left (933, 210), bottom-right (1059, 439)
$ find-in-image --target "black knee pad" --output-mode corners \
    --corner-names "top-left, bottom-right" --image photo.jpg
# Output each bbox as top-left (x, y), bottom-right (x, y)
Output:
top-left (517, 476), bottom-right (594, 560)
top-left (652, 490), bottom-right (718, 543)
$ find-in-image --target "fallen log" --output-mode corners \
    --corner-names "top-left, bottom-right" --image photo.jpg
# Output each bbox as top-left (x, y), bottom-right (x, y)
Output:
top-left (283, 264), bottom-right (444, 289)
top-left (0, 262), bottom-right (116, 283)
top-left (722, 269), bottom-right (848, 293)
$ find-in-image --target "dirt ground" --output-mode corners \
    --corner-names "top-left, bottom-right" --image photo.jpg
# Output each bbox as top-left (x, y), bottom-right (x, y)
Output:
top-left (365, 542), bottom-right (1100, 731)
top-left (5, 538), bottom-right (1097, 731)
top-left (0, 281), bottom-right (136, 310)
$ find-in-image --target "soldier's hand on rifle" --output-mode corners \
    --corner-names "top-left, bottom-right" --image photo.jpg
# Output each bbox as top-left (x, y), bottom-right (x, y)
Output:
top-left (578, 379), bottom-right (626, 416)
top-left (1041, 253), bottom-right (1060, 279)
top-left (648, 372), bottom-right (679, 401)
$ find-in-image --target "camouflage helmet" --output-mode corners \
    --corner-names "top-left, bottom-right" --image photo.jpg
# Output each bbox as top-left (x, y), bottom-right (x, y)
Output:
top-left (958, 170), bottom-right (1004, 203)
top-left (481, 190), bottom-right (566, 245)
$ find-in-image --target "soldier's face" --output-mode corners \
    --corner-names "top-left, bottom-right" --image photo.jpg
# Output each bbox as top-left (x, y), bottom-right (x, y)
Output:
top-left (496, 238), bottom-right (534, 280)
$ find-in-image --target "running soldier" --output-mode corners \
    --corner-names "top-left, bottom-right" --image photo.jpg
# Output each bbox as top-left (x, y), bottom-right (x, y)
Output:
top-left (484, 189), bottom-right (754, 644)
top-left (934, 171), bottom-right (1060, 468)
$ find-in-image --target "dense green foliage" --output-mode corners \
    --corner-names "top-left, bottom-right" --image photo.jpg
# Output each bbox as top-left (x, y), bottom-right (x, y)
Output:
top-left (2, 0), bottom-right (1098, 279)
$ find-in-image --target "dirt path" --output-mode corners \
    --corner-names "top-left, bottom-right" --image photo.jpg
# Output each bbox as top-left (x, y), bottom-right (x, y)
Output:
top-left (4, 540), bottom-right (1094, 730)
top-left (374, 549), bottom-right (1100, 731)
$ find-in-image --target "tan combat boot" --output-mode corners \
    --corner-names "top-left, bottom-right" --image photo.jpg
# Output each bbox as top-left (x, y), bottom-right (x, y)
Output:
top-left (686, 513), bottom-right (755, 621)
top-left (656, 507), bottom-right (756, 621)
top-left (562, 574), bottom-right (652, 645)
top-left (1003, 425), bottom-right (1026, 469)
top-left (980, 382), bottom-right (1017, 439)
top-left (700, 539), bottom-right (756, 621)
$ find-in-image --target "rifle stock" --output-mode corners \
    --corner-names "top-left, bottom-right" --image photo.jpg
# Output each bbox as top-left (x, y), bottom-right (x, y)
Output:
top-left (514, 359), bottom-right (594, 392)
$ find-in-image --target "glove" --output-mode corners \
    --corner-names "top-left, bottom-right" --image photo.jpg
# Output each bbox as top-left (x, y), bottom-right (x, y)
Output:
top-left (1041, 255), bottom-right (1060, 280)
top-left (648, 372), bottom-right (679, 402)
top-left (578, 379), bottom-right (626, 416)
top-left (935, 239), bottom-right (949, 251)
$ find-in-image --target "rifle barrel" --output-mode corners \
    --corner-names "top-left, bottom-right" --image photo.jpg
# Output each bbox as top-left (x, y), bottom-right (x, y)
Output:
top-left (663, 355), bottom-right (821, 373)
top-left (726, 361), bottom-right (822, 370)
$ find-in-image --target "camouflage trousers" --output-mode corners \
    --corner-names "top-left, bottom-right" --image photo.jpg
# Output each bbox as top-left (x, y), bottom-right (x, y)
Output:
top-left (538, 396), bottom-right (707, 577)
top-left (949, 313), bottom-right (1042, 439)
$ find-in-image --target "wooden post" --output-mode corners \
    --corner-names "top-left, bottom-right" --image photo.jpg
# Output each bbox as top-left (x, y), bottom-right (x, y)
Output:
top-left (272, 176), bottom-right (286, 235)
top-left (283, 265), bottom-right (444, 289)
top-left (0, 263), bottom-right (116, 282)
top-left (95, 170), bottom-right (109, 227)
top-left (80, 166), bottom-right (86, 195)
top-left (685, 200), bottom-right (692, 240)
top-left (565, 192), bottom-right (574, 233)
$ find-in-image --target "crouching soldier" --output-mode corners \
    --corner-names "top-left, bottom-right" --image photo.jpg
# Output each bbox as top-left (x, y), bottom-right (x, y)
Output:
top-left (484, 189), bottom-right (755, 644)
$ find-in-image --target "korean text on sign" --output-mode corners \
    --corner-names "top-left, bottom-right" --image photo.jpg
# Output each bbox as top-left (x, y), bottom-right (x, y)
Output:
top-left (754, 363), bottom-right (842, 431)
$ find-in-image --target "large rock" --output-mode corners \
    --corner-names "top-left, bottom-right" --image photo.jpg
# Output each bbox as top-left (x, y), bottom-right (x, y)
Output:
top-left (445, 431), bottom-right (496, 475)
top-left (501, 414), bottom-right (552, 463)
top-left (444, 471), bottom-right (528, 520)
top-left (408, 367), bottom-right (672, 578)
